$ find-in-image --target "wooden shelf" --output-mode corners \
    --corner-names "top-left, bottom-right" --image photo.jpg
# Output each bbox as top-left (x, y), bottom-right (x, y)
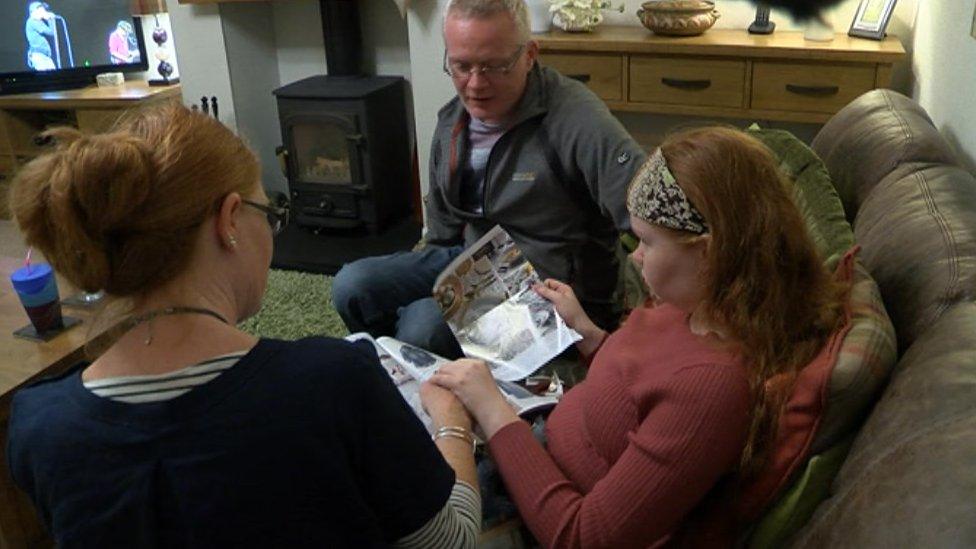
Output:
top-left (0, 82), bottom-right (182, 215)
top-left (537, 27), bottom-right (907, 124)
top-left (0, 81), bottom-right (181, 110)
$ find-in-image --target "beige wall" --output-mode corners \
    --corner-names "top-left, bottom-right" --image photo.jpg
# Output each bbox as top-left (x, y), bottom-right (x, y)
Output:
top-left (911, 0), bottom-right (976, 173)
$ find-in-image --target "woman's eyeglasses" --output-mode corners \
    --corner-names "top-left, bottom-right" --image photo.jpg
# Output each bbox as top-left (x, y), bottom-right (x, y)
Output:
top-left (242, 192), bottom-right (289, 236)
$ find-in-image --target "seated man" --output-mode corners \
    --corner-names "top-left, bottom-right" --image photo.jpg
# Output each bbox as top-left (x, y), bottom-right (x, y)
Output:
top-left (332, 0), bottom-right (645, 358)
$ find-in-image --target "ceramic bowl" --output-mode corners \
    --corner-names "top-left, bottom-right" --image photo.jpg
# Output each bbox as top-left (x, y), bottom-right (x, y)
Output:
top-left (636, 0), bottom-right (721, 36)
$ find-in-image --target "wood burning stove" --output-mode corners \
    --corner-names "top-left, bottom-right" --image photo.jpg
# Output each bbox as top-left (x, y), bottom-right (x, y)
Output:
top-left (273, 0), bottom-right (412, 235)
top-left (274, 76), bottom-right (411, 234)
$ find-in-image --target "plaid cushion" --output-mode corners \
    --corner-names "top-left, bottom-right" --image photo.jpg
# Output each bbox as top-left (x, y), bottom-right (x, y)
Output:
top-left (810, 260), bottom-right (897, 455)
top-left (742, 251), bottom-right (897, 547)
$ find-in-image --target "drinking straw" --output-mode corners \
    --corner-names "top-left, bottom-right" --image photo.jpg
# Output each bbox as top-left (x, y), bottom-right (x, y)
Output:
top-left (25, 247), bottom-right (32, 275)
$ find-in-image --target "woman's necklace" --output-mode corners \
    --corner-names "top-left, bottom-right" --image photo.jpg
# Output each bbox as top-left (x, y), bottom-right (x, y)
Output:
top-left (123, 306), bottom-right (229, 345)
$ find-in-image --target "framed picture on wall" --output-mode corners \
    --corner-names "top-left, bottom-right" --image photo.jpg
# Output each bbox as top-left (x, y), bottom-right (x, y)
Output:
top-left (848, 0), bottom-right (898, 40)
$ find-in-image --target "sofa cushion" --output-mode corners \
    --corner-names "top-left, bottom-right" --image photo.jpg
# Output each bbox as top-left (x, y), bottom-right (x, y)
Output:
top-left (792, 301), bottom-right (976, 548)
top-left (744, 128), bottom-right (895, 454)
top-left (737, 257), bottom-right (895, 545)
top-left (810, 89), bottom-right (958, 223)
top-left (809, 261), bottom-right (897, 455)
top-left (747, 436), bottom-right (854, 549)
top-left (852, 164), bottom-right (976, 351)
top-left (735, 248), bottom-right (896, 524)
top-left (748, 127), bottom-right (854, 268)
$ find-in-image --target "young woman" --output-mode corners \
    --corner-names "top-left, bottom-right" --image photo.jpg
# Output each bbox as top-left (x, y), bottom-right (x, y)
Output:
top-left (424, 127), bottom-right (849, 547)
top-left (7, 104), bottom-right (480, 547)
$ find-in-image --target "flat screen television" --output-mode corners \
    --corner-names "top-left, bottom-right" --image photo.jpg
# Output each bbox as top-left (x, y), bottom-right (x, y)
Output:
top-left (0, 0), bottom-right (148, 95)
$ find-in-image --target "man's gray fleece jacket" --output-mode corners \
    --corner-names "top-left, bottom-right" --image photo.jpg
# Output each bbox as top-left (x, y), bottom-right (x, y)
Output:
top-left (424, 64), bottom-right (647, 310)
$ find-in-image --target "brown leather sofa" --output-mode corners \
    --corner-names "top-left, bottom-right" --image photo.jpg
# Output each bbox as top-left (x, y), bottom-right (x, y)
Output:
top-left (792, 90), bottom-right (976, 546)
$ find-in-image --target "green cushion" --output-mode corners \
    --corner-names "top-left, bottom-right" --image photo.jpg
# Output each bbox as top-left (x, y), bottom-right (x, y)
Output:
top-left (747, 437), bottom-right (855, 548)
top-left (747, 126), bottom-right (855, 269)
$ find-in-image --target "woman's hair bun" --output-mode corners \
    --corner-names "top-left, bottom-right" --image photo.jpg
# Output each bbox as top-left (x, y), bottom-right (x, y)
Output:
top-left (9, 103), bottom-right (260, 298)
top-left (10, 127), bottom-right (155, 293)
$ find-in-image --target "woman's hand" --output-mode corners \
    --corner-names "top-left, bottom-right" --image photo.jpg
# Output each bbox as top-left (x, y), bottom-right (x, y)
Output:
top-left (420, 381), bottom-right (471, 431)
top-left (533, 279), bottom-right (607, 356)
top-left (430, 359), bottom-right (520, 439)
top-left (419, 381), bottom-right (479, 490)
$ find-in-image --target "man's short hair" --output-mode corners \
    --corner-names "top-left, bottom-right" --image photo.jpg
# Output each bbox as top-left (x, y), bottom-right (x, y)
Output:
top-left (444, 0), bottom-right (531, 44)
top-left (28, 1), bottom-right (50, 16)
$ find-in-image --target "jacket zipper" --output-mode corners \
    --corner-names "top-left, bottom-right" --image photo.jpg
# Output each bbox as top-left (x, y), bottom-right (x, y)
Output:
top-left (479, 117), bottom-right (537, 217)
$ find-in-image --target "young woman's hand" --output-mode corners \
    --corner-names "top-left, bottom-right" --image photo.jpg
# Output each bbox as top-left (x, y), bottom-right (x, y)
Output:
top-left (430, 359), bottom-right (520, 439)
top-left (420, 381), bottom-right (472, 431)
top-left (533, 279), bottom-right (608, 356)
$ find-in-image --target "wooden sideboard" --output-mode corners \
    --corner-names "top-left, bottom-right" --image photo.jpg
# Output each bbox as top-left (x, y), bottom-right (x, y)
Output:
top-left (0, 82), bottom-right (181, 219)
top-left (0, 252), bottom-right (117, 549)
top-left (537, 27), bottom-right (906, 124)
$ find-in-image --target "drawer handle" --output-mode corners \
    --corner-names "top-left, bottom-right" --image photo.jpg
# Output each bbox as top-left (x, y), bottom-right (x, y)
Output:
top-left (785, 84), bottom-right (840, 97)
top-left (661, 77), bottom-right (712, 90)
top-left (567, 74), bottom-right (591, 83)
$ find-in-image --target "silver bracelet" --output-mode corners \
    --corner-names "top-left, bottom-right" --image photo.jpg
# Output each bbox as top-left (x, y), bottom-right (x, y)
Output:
top-left (433, 426), bottom-right (477, 454)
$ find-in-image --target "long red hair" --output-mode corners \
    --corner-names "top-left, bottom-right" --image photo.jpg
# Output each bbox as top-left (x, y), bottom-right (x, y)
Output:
top-left (660, 127), bottom-right (847, 476)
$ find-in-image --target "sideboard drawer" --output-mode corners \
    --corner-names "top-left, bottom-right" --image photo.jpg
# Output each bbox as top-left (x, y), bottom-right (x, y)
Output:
top-left (541, 53), bottom-right (623, 102)
top-left (0, 156), bottom-right (13, 219)
top-left (629, 56), bottom-right (746, 108)
top-left (752, 61), bottom-right (877, 114)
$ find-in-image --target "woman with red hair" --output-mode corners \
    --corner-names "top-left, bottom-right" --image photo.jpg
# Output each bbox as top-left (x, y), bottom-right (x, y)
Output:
top-left (427, 127), bottom-right (849, 547)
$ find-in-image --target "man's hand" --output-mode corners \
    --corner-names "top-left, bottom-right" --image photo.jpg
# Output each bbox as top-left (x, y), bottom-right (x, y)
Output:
top-left (430, 359), bottom-right (520, 439)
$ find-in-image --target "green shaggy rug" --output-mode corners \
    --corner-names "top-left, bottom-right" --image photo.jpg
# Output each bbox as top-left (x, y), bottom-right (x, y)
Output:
top-left (239, 269), bottom-right (349, 341)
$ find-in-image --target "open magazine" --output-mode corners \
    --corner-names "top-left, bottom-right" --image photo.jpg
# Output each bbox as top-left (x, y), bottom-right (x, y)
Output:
top-left (346, 332), bottom-right (562, 434)
top-left (432, 225), bottom-right (582, 380)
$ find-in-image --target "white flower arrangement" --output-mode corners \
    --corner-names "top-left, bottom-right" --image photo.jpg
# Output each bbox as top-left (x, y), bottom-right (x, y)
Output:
top-left (549, 0), bottom-right (624, 32)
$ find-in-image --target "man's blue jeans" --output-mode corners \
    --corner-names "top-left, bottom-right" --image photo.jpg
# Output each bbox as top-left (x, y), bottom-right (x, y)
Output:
top-left (332, 245), bottom-right (465, 359)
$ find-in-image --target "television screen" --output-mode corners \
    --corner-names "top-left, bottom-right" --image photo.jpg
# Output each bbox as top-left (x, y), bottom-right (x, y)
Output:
top-left (0, 0), bottom-right (147, 93)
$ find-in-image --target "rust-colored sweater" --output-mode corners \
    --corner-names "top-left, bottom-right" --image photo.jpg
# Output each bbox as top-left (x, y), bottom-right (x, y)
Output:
top-left (488, 304), bottom-right (751, 548)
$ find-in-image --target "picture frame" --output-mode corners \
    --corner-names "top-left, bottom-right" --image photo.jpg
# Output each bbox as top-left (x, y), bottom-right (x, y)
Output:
top-left (848, 0), bottom-right (898, 40)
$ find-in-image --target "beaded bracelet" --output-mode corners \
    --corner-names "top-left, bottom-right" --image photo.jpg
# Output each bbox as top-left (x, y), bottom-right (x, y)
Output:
top-left (433, 426), bottom-right (477, 454)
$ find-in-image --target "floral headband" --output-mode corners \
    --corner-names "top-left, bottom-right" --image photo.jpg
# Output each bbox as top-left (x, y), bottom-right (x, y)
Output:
top-left (626, 148), bottom-right (709, 235)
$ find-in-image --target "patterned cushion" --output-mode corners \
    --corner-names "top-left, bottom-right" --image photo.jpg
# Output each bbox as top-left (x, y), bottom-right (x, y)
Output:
top-left (735, 250), bottom-right (856, 525)
top-left (810, 260), bottom-right (897, 455)
top-left (746, 126), bottom-right (896, 453)
top-left (738, 249), bottom-right (897, 542)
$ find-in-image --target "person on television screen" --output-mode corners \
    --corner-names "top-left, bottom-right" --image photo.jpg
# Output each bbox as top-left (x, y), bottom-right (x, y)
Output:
top-left (24, 1), bottom-right (56, 71)
top-left (109, 20), bottom-right (137, 65)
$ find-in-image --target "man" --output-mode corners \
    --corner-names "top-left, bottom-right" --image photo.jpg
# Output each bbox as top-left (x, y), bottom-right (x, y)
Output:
top-left (109, 20), bottom-right (136, 65)
top-left (25, 1), bottom-right (56, 71)
top-left (332, 0), bottom-right (645, 358)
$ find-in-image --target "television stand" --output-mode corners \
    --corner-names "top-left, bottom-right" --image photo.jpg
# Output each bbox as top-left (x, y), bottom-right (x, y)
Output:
top-left (0, 81), bottom-right (181, 218)
top-left (0, 74), bottom-right (94, 96)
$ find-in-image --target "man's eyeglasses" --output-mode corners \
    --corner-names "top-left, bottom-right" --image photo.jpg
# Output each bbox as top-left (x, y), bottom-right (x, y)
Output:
top-left (443, 44), bottom-right (526, 79)
top-left (243, 192), bottom-right (289, 236)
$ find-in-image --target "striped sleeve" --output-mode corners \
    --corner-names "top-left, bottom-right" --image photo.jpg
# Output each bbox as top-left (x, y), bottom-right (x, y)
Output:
top-left (394, 480), bottom-right (480, 548)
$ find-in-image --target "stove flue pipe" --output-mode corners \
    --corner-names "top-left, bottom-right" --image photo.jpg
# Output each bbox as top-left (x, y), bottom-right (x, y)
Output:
top-left (320, 0), bottom-right (363, 77)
